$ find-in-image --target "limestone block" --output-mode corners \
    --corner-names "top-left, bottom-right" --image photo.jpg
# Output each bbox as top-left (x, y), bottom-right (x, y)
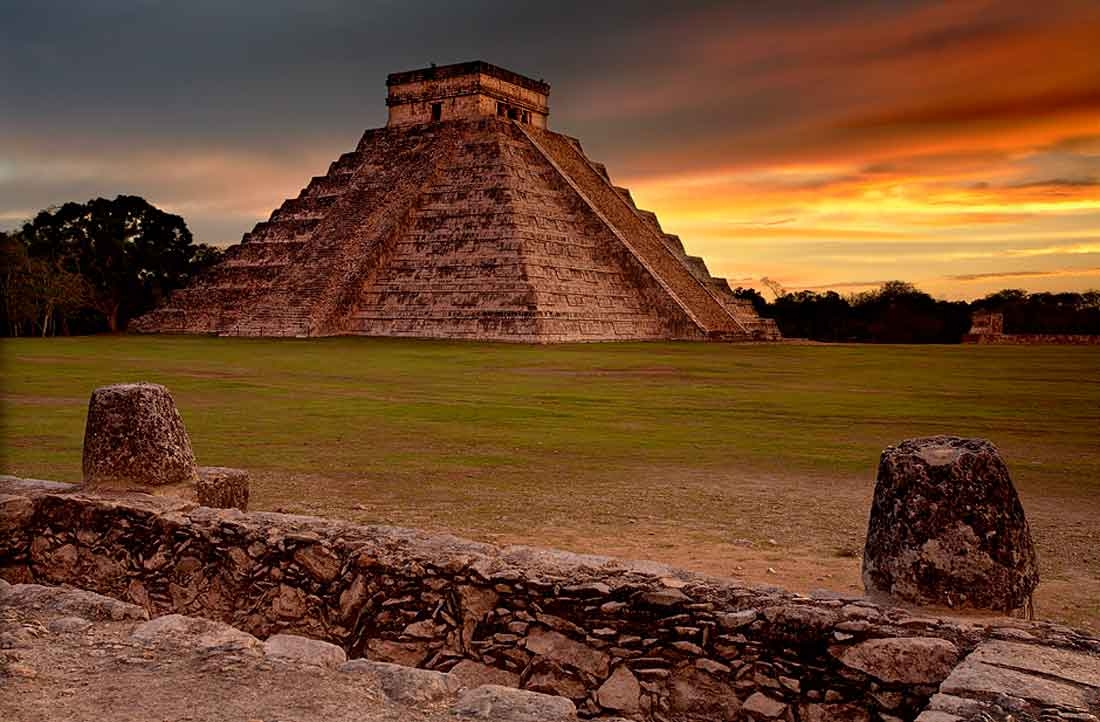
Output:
top-left (668, 662), bottom-right (742, 721)
top-left (862, 436), bottom-right (1039, 611)
top-left (523, 627), bottom-right (609, 678)
top-left (743, 692), bottom-right (788, 719)
top-left (0, 582), bottom-right (147, 622)
top-left (132, 613), bottom-right (262, 655)
top-left (452, 684), bottom-right (577, 721)
top-left (82, 383), bottom-right (197, 487)
top-left (263, 633), bottom-right (346, 669)
top-left (196, 466), bottom-right (249, 511)
top-left (447, 659), bottom-right (521, 689)
top-left (595, 665), bottom-right (641, 714)
top-left (832, 637), bottom-right (960, 685)
top-left (338, 659), bottom-right (462, 703)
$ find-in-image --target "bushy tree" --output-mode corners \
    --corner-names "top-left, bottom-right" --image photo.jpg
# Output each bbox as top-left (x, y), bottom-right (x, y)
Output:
top-left (731, 286), bottom-right (768, 316)
top-left (747, 281), bottom-right (973, 343)
top-left (10, 196), bottom-right (221, 334)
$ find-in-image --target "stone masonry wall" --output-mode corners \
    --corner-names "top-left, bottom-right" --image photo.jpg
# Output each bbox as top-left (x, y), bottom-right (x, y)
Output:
top-left (962, 333), bottom-right (1100, 345)
top-left (3, 479), bottom-right (1095, 722)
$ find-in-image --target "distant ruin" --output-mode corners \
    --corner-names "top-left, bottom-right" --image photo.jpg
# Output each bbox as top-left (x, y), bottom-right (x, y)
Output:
top-left (132, 61), bottom-right (778, 343)
top-left (963, 311), bottom-right (1100, 345)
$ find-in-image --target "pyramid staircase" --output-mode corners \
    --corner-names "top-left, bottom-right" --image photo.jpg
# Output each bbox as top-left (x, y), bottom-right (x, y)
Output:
top-left (521, 125), bottom-right (779, 342)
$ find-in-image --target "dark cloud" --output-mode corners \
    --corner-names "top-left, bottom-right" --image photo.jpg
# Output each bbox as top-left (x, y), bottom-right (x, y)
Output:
top-left (948, 267), bottom-right (1100, 282)
top-left (838, 88), bottom-right (1100, 135)
top-left (1010, 178), bottom-right (1100, 189)
top-left (2, 0), bottom-right (1099, 297)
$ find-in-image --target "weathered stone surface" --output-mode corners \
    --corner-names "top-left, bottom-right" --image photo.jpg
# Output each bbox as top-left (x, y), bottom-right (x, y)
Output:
top-left (669, 663), bottom-right (742, 721)
top-left (965, 639), bottom-right (1100, 688)
top-left (132, 613), bottom-right (262, 654)
top-left (743, 692), bottom-right (788, 719)
top-left (926, 639), bottom-right (1100, 719)
top-left (46, 616), bottom-right (93, 634)
top-left (293, 544), bottom-right (341, 583)
top-left (0, 581), bottom-right (147, 622)
top-left (524, 627), bottom-right (609, 678)
top-left (863, 436), bottom-right (1039, 611)
top-left (914, 712), bottom-right (965, 722)
top-left (800, 702), bottom-right (872, 722)
top-left (448, 660), bottom-right (520, 689)
top-left (453, 684), bottom-right (577, 721)
top-left (595, 665), bottom-right (641, 714)
top-left (366, 638), bottom-right (428, 667)
top-left (195, 466), bottom-right (249, 511)
top-left (339, 659), bottom-right (461, 703)
top-left (82, 383), bottom-right (197, 487)
top-left (263, 633), bottom-right (346, 668)
top-left (833, 637), bottom-right (960, 684)
top-left (526, 663), bottom-right (588, 699)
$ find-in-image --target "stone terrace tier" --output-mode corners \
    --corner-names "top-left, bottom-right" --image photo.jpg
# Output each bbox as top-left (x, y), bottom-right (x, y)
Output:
top-left (134, 116), bottom-right (778, 342)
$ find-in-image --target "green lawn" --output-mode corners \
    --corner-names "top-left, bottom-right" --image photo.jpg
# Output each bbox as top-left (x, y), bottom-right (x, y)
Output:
top-left (2, 336), bottom-right (1098, 628)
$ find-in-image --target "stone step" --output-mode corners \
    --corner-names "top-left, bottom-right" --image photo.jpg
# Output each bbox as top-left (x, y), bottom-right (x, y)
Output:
top-left (520, 125), bottom-right (748, 336)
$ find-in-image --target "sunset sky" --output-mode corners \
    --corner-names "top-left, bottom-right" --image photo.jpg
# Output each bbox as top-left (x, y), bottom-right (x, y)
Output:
top-left (2, 0), bottom-right (1098, 299)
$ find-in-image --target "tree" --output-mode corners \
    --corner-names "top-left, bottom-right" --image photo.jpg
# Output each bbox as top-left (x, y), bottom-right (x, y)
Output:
top-left (1, 232), bottom-right (32, 335)
top-left (731, 286), bottom-right (769, 316)
top-left (18, 196), bottom-right (210, 332)
top-left (23, 259), bottom-right (90, 336)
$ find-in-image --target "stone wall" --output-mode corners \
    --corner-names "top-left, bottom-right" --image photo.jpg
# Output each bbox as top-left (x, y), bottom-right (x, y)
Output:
top-left (3, 477), bottom-right (1096, 721)
top-left (962, 333), bottom-right (1100, 345)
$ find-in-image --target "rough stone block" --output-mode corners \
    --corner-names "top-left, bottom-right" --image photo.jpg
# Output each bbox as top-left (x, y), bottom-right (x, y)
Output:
top-left (452, 684), bottom-right (577, 721)
top-left (82, 383), bottom-right (197, 487)
top-left (196, 466), bottom-right (249, 511)
top-left (862, 436), bottom-right (1039, 611)
top-left (339, 659), bottom-right (462, 703)
top-left (263, 633), bottom-right (346, 669)
top-left (447, 659), bottom-right (521, 689)
top-left (832, 637), bottom-right (960, 685)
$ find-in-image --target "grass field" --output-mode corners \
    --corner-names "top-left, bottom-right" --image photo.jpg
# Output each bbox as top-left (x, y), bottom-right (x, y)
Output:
top-left (2, 335), bottom-right (1098, 628)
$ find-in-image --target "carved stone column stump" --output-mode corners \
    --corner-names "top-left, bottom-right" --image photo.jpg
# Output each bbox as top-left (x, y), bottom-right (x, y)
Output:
top-left (82, 383), bottom-right (197, 488)
top-left (862, 435), bottom-right (1038, 612)
top-left (196, 467), bottom-right (249, 512)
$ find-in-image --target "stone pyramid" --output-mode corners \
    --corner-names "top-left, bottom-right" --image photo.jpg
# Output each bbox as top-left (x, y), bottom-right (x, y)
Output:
top-left (133, 61), bottom-right (779, 342)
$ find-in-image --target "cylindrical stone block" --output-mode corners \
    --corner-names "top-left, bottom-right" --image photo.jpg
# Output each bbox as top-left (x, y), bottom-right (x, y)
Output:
top-left (862, 436), bottom-right (1038, 611)
top-left (196, 466), bottom-right (250, 511)
top-left (82, 383), bottom-right (197, 487)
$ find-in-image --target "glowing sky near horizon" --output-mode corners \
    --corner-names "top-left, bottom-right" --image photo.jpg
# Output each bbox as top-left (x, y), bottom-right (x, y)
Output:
top-left (2, 0), bottom-right (1098, 299)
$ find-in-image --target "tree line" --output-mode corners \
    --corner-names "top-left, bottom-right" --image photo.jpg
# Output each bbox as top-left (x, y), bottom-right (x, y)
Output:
top-left (733, 281), bottom-right (1100, 343)
top-left (1, 196), bottom-right (221, 336)
top-left (3, 196), bottom-right (1097, 342)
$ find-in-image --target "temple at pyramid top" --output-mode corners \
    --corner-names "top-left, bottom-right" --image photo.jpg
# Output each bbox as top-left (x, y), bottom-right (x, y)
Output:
top-left (386, 61), bottom-right (551, 128)
top-left (133, 61), bottom-right (779, 343)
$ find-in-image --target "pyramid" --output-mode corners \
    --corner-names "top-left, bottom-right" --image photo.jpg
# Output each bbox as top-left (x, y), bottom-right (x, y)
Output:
top-left (133, 61), bottom-right (779, 342)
